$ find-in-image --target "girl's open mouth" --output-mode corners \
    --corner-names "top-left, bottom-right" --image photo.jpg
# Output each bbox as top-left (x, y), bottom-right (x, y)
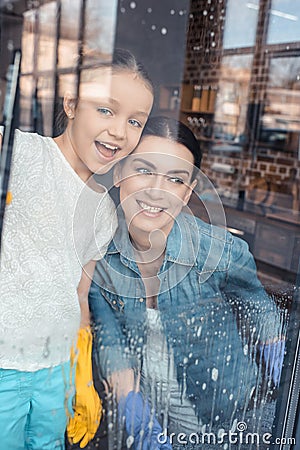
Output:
top-left (95, 141), bottom-right (120, 159)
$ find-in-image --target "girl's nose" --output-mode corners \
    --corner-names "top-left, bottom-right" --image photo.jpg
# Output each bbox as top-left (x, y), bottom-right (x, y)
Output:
top-left (108, 119), bottom-right (126, 140)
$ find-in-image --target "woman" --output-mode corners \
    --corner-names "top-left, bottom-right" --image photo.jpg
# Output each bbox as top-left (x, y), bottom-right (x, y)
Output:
top-left (89, 117), bottom-right (284, 449)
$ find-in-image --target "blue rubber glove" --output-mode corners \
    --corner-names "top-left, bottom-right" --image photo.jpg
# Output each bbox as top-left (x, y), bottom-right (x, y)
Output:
top-left (260, 340), bottom-right (285, 387)
top-left (119, 391), bottom-right (172, 450)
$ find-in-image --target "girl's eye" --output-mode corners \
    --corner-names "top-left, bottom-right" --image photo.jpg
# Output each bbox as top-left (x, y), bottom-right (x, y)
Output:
top-left (168, 176), bottom-right (185, 184)
top-left (128, 119), bottom-right (142, 128)
top-left (136, 167), bottom-right (154, 175)
top-left (97, 107), bottom-right (113, 116)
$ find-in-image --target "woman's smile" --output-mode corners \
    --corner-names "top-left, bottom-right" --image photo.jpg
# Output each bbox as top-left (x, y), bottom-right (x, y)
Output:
top-left (136, 199), bottom-right (167, 217)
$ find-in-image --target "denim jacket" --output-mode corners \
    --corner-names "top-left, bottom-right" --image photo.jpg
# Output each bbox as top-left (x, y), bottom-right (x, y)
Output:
top-left (89, 212), bottom-right (281, 426)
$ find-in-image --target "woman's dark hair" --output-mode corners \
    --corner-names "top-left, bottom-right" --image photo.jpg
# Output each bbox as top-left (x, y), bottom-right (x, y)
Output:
top-left (141, 116), bottom-right (202, 175)
top-left (54, 48), bottom-right (153, 136)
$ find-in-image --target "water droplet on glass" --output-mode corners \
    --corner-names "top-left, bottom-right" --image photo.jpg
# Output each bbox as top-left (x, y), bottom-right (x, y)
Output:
top-left (170, 9), bottom-right (175, 15)
top-left (147, 7), bottom-right (152, 13)
top-left (212, 367), bottom-right (218, 381)
top-left (151, 25), bottom-right (156, 30)
top-left (7, 40), bottom-right (14, 51)
top-left (120, 7), bottom-right (125, 13)
top-left (202, 383), bottom-right (207, 390)
top-left (130, 1), bottom-right (136, 9)
top-left (212, 42), bottom-right (216, 47)
top-left (203, 10), bottom-right (208, 16)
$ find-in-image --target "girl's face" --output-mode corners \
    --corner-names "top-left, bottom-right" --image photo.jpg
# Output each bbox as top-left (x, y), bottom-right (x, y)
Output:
top-left (64, 68), bottom-right (153, 177)
top-left (115, 136), bottom-right (197, 238)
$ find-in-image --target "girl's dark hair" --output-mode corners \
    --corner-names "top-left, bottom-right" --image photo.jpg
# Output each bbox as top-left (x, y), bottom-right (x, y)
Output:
top-left (54, 48), bottom-right (153, 136)
top-left (111, 48), bottom-right (153, 94)
top-left (141, 116), bottom-right (202, 174)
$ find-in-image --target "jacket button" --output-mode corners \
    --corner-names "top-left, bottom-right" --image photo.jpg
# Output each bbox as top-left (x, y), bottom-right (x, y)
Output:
top-left (139, 297), bottom-right (144, 303)
top-left (112, 300), bottom-right (117, 305)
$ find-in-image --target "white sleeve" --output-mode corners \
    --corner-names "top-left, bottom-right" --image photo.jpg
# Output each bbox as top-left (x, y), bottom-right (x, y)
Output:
top-left (72, 188), bottom-right (118, 266)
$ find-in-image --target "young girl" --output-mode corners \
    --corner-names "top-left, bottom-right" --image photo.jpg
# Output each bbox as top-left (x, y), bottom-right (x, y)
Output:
top-left (0, 49), bottom-right (154, 450)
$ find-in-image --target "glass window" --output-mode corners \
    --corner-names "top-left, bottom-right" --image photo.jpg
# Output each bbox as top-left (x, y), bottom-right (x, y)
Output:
top-left (214, 54), bottom-right (253, 143)
top-left (36, 76), bottom-right (55, 136)
top-left (223, 0), bottom-right (259, 49)
top-left (83, 0), bottom-right (118, 65)
top-left (37, 1), bottom-right (57, 72)
top-left (19, 75), bottom-right (34, 131)
top-left (267, 0), bottom-right (300, 44)
top-left (21, 10), bottom-right (37, 74)
top-left (57, 0), bottom-right (81, 69)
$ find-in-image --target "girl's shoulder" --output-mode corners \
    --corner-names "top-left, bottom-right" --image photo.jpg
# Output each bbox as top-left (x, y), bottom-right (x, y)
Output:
top-left (13, 129), bottom-right (50, 155)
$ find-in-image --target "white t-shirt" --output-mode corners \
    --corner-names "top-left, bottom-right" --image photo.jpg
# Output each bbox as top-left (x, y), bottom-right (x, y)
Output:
top-left (0, 130), bottom-right (117, 371)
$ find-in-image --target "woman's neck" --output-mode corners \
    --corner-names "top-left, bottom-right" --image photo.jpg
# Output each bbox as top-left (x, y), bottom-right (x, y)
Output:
top-left (129, 228), bottom-right (167, 264)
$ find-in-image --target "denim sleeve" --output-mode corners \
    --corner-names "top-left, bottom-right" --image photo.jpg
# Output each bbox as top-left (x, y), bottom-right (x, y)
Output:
top-left (224, 235), bottom-right (283, 344)
top-left (88, 281), bottom-right (137, 380)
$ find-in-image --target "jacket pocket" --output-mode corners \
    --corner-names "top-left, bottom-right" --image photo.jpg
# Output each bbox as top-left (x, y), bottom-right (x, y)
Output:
top-left (99, 287), bottom-right (125, 312)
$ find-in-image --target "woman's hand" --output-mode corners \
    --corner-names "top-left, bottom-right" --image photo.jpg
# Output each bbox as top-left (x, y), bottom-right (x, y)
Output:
top-left (119, 391), bottom-right (172, 450)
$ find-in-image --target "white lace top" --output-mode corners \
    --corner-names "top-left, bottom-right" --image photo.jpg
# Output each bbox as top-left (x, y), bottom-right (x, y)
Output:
top-left (0, 130), bottom-right (117, 371)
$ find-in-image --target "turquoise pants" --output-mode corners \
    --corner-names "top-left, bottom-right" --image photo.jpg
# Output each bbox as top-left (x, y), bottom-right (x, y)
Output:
top-left (0, 361), bottom-right (72, 450)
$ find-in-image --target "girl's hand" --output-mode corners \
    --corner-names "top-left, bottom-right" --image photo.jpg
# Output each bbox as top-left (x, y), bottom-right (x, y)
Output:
top-left (79, 296), bottom-right (90, 328)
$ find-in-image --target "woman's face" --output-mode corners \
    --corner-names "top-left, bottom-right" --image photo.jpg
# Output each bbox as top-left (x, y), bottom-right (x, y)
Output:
top-left (115, 136), bottom-right (197, 238)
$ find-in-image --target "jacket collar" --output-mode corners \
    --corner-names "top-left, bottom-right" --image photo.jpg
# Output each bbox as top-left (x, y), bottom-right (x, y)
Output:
top-left (107, 210), bottom-right (200, 267)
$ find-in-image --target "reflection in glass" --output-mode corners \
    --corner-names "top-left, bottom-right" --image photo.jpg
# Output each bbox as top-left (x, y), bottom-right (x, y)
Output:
top-left (58, 0), bottom-right (81, 69)
top-left (37, 1), bottom-right (57, 72)
top-left (19, 76), bottom-right (34, 131)
top-left (267, 0), bottom-right (300, 44)
top-left (37, 76), bottom-right (55, 136)
top-left (21, 10), bottom-right (37, 74)
top-left (83, 0), bottom-right (118, 64)
top-left (223, 0), bottom-right (259, 49)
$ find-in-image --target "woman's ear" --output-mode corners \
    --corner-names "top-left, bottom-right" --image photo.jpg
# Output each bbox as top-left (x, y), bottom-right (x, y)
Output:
top-left (63, 91), bottom-right (77, 119)
top-left (183, 179), bottom-right (197, 206)
top-left (113, 163), bottom-right (122, 187)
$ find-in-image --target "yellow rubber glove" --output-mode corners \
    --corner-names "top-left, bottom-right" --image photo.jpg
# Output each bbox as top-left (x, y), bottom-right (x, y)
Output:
top-left (67, 326), bottom-right (102, 448)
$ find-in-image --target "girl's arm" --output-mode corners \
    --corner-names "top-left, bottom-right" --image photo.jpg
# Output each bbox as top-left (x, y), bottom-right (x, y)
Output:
top-left (77, 260), bottom-right (96, 327)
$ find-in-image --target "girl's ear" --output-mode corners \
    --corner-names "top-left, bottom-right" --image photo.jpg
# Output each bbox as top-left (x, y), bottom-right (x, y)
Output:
top-left (113, 163), bottom-right (122, 187)
top-left (63, 91), bottom-right (77, 119)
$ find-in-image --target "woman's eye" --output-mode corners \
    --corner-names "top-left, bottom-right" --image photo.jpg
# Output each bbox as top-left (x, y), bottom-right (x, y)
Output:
top-left (97, 107), bottom-right (112, 116)
top-left (136, 167), bottom-right (153, 175)
top-left (168, 176), bottom-right (185, 184)
top-left (128, 119), bottom-right (142, 128)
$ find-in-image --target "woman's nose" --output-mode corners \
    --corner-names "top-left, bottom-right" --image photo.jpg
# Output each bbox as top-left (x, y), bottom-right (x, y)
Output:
top-left (145, 175), bottom-right (166, 199)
